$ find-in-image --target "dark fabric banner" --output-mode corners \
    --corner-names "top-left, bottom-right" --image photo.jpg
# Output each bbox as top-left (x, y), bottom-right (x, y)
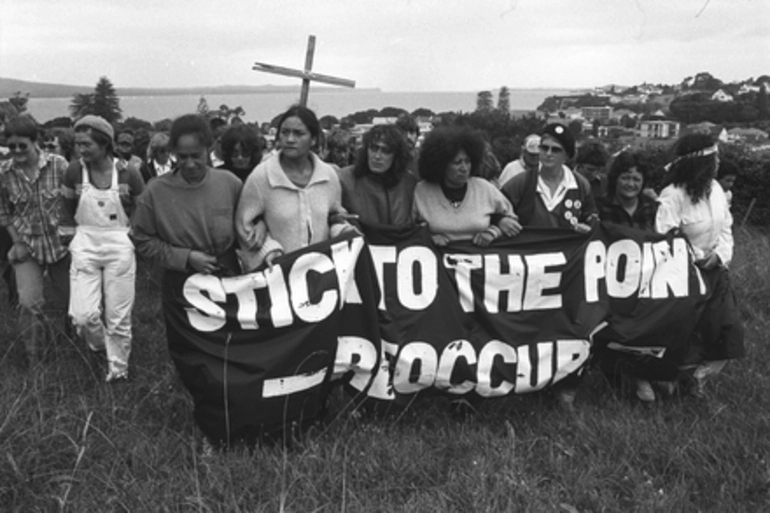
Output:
top-left (163, 225), bottom-right (714, 444)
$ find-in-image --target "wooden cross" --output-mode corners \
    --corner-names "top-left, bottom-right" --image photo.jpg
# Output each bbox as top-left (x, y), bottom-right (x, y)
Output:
top-left (252, 35), bottom-right (356, 107)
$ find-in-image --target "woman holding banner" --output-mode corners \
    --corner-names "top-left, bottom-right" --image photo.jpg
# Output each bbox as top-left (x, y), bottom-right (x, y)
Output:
top-left (655, 133), bottom-right (744, 398)
top-left (338, 124), bottom-right (417, 228)
top-left (413, 126), bottom-right (521, 247)
top-left (596, 151), bottom-right (662, 402)
top-left (235, 106), bottom-right (354, 270)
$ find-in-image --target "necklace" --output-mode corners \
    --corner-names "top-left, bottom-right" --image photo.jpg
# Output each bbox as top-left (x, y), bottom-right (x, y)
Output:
top-left (441, 182), bottom-right (467, 209)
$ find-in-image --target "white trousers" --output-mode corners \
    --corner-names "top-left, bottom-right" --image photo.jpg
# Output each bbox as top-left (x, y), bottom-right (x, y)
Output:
top-left (69, 231), bottom-right (135, 376)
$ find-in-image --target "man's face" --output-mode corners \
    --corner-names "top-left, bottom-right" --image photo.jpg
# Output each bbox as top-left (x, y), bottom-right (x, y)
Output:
top-left (522, 150), bottom-right (539, 169)
top-left (116, 134), bottom-right (134, 158)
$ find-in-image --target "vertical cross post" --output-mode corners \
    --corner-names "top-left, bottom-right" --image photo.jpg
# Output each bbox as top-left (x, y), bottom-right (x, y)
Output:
top-left (299, 35), bottom-right (316, 107)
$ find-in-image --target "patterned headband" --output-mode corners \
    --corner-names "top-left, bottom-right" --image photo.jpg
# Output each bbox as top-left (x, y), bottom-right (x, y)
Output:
top-left (664, 144), bottom-right (719, 172)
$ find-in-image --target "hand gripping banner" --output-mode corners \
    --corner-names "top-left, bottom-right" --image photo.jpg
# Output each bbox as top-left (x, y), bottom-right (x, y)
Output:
top-left (163, 225), bottom-right (711, 444)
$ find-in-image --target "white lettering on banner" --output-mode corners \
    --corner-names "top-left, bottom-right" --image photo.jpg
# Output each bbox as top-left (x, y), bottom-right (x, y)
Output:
top-left (369, 245), bottom-right (397, 310)
top-left (444, 252), bottom-right (565, 313)
top-left (585, 238), bottom-right (690, 302)
top-left (262, 368), bottom-right (326, 398)
top-left (397, 246), bottom-right (438, 310)
top-left (184, 274), bottom-right (227, 331)
top-left (333, 336), bottom-right (378, 391)
top-left (183, 249), bottom-right (355, 331)
top-left (484, 254), bottom-right (525, 314)
top-left (435, 340), bottom-right (477, 394)
top-left (523, 253), bottom-right (566, 310)
top-left (331, 238), bottom-right (364, 306)
top-left (330, 337), bottom-right (591, 399)
top-left (289, 253), bottom-right (338, 323)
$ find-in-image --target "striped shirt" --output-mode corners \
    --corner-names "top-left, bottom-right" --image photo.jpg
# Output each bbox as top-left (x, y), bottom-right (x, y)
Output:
top-left (0, 152), bottom-right (69, 265)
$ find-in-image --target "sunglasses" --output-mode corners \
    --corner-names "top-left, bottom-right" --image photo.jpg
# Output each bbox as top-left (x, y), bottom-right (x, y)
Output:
top-left (539, 144), bottom-right (564, 154)
top-left (8, 143), bottom-right (30, 151)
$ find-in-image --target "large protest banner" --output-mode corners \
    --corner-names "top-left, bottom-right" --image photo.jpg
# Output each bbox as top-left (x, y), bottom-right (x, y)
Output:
top-left (164, 225), bottom-right (706, 444)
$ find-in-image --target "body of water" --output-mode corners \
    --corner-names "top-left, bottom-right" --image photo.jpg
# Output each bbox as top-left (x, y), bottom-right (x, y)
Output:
top-left (26, 88), bottom-right (570, 124)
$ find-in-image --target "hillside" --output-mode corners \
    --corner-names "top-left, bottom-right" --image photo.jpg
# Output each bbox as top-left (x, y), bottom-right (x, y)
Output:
top-left (0, 77), bottom-right (379, 99)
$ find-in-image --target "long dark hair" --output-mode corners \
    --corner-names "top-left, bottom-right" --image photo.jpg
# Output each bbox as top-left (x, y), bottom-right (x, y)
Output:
top-left (352, 125), bottom-right (411, 188)
top-left (666, 133), bottom-right (717, 204)
top-left (220, 124), bottom-right (263, 171)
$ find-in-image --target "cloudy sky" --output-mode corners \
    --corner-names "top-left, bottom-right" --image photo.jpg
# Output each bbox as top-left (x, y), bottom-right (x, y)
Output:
top-left (1, 0), bottom-right (767, 92)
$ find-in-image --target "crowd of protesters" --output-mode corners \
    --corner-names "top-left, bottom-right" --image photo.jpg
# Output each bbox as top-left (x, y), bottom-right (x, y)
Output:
top-left (0, 108), bottom-right (743, 412)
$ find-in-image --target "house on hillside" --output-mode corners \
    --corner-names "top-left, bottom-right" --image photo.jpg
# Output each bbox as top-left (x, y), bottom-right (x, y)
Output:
top-left (727, 127), bottom-right (769, 144)
top-left (371, 117), bottom-right (398, 126)
top-left (581, 106), bottom-right (612, 122)
top-left (711, 89), bottom-right (734, 102)
top-left (638, 119), bottom-right (680, 139)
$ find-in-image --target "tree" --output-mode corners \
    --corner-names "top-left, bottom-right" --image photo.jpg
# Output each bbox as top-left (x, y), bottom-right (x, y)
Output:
top-left (121, 117), bottom-right (153, 132)
top-left (476, 91), bottom-right (493, 112)
top-left (91, 77), bottom-right (122, 123)
top-left (411, 107), bottom-right (435, 118)
top-left (379, 106), bottom-right (408, 118)
top-left (217, 104), bottom-right (245, 123)
top-left (497, 86), bottom-right (511, 114)
top-left (319, 115), bottom-right (339, 130)
top-left (758, 86), bottom-right (769, 120)
top-left (69, 76), bottom-right (122, 123)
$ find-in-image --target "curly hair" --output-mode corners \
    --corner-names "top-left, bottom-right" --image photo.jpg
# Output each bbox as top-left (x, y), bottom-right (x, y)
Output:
top-left (418, 126), bottom-right (485, 183)
top-left (575, 140), bottom-right (609, 167)
top-left (607, 151), bottom-right (648, 198)
top-left (352, 125), bottom-right (411, 187)
top-left (220, 124), bottom-right (263, 171)
top-left (666, 133), bottom-right (717, 204)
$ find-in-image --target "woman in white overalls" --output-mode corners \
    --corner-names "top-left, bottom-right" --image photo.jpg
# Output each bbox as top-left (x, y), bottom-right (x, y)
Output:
top-left (63, 116), bottom-right (144, 382)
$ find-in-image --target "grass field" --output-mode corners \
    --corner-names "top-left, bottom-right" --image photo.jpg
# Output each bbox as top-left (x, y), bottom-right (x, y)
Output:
top-left (1, 228), bottom-right (768, 512)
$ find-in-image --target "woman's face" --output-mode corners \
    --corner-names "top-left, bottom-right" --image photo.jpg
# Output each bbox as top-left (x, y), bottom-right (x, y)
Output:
top-left (6, 135), bottom-right (37, 167)
top-left (231, 142), bottom-right (252, 171)
top-left (155, 146), bottom-right (170, 165)
top-left (75, 130), bottom-right (108, 164)
top-left (279, 116), bottom-right (314, 161)
top-left (45, 137), bottom-right (63, 156)
top-left (174, 134), bottom-right (209, 182)
top-left (367, 139), bottom-right (394, 174)
top-left (616, 167), bottom-right (644, 201)
top-left (538, 135), bottom-right (567, 171)
top-left (444, 149), bottom-right (471, 189)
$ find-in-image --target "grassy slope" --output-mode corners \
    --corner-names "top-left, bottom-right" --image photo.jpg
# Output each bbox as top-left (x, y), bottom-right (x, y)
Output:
top-left (0, 229), bottom-right (768, 512)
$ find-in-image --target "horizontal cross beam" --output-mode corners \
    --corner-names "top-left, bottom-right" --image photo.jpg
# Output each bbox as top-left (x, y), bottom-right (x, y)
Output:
top-left (252, 62), bottom-right (356, 89)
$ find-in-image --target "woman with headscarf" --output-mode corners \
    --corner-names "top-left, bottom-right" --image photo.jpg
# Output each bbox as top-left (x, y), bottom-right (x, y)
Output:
top-left (655, 133), bottom-right (744, 397)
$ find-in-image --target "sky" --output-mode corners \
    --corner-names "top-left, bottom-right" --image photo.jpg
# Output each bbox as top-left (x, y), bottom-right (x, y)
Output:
top-left (1, 0), bottom-right (767, 92)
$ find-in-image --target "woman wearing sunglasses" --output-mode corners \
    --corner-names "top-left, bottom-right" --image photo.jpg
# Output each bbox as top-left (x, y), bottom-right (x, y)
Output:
top-left (501, 123), bottom-right (597, 234)
top-left (0, 115), bottom-right (71, 367)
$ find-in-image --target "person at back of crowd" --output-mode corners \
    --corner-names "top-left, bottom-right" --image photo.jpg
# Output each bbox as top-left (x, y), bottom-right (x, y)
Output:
top-left (655, 133), bottom-right (744, 398)
top-left (61, 115), bottom-right (144, 383)
top-left (716, 159), bottom-right (738, 207)
top-left (217, 124), bottom-right (264, 182)
top-left (413, 126), bottom-right (521, 247)
top-left (326, 128), bottom-right (353, 169)
top-left (497, 134), bottom-right (540, 188)
top-left (502, 123), bottom-right (597, 234)
top-left (338, 124), bottom-right (417, 228)
top-left (478, 138), bottom-right (502, 183)
top-left (596, 151), bottom-right (661, 402)
top-left (395, 114), bottom-right (420, 175)
top-left (140, 132), bottom-right (174, 182)
top-left (236, 105), bottom-right (355, 270)
top-left (0, 115), bottom-right (71, 367)
top-left (43, 128), bottom-right (77, 162)
top-left (114, 129), bottom-right (142, 175)
top-left (209, 118), bottom-right (228, 167)
top-left (574, 139), bottom-right (610, 202)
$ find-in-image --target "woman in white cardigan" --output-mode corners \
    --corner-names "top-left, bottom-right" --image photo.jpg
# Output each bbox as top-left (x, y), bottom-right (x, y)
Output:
top-left (236, 106), bottom-right (353, 270)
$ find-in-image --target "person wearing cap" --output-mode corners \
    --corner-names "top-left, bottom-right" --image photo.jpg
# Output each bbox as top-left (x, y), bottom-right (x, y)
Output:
top-left (0, 115), bottom-right (71, 367)
top-left (61, 115), bottom-right (144, 382)
top-left (496, 134), bottom-right (540, 188)
top-left (502, 123), bottom-right (597, 234)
